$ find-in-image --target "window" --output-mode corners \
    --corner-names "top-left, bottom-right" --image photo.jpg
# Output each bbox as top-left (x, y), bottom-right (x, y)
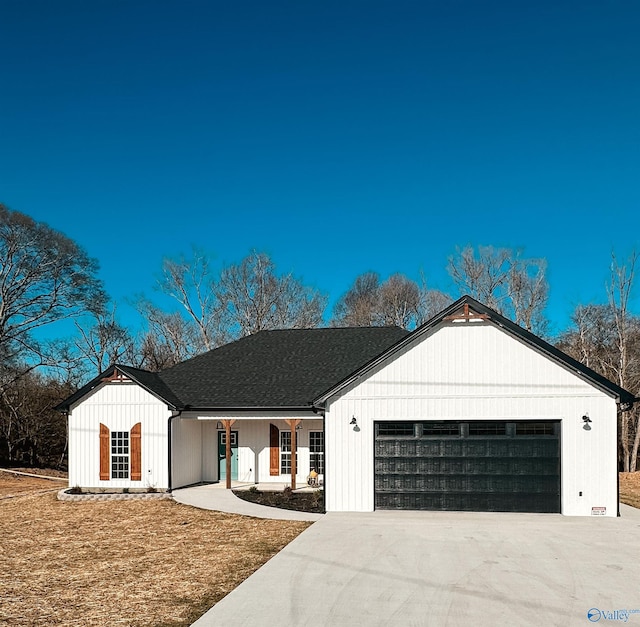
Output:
top-left (219, 432), bottom-right (237, 446)
top-left (280, 431), bottom-right (298, 475)
top-left (469, 422), bottom-right (506, 436)
top-left (377, 422), bottom-right (415, 437)
top-left (422, 423), bottom-right (460, 436)
top-left (309, 431), bottom-right (324, 475)
top-left (516, 422), bottom-right (556, 436)
top-left (111, 431), bottom-right (129, 479)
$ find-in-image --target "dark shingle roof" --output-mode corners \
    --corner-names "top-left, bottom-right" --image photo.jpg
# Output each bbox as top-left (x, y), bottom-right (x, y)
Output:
top-left (157, 326), bottom-right (410, 408)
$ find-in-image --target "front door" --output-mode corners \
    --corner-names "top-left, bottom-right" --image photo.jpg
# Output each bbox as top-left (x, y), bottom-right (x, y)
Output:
top-left (218, 431), bottom-right (238, 481)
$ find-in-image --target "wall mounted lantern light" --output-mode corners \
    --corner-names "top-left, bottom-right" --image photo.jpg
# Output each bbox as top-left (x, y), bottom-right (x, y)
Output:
top-left (216, 421), bottom-right (223, 430)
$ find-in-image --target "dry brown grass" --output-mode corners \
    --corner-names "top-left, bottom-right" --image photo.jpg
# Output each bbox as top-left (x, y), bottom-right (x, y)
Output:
top-left (0, 476), bottom-right (310, 626)
top-left (0, 471), bottom-right (66, 499)
top-left (620, 472), bottom-right (640, 509)
top-left (3, 471), bottom-right (638, 626)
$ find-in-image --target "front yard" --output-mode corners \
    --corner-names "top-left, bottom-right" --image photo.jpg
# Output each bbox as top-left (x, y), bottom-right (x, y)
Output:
top-left (2, 471), bottom-right (640, 625)
top-left (0, 473), bottom-right (309, 626)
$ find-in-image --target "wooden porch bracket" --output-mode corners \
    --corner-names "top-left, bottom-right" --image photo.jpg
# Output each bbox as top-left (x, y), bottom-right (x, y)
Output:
top-left (222, 419), bottom-right (236, 489)
top-left (285, 419), bottom-right (301, 490)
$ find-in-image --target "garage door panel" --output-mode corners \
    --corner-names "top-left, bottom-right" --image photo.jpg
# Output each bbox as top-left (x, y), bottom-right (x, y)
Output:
top-left (375, 492), bottom-right (560, 512)
top-left (374, 421), bottom-right (560, 513)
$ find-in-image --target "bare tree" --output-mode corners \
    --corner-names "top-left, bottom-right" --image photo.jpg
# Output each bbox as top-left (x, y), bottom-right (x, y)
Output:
top-left (448, 246), bottom-right (512, 311)
top-left (508, 258), bottom-right (548, 333)
top-left (447, 245), bottom-right (548, 333)
top-left (378, 274), bottom-right (422, 328)
top-left (0, 366), bottom-right (71, 467)
top-left (73, 304), bottom-right (135, 376)
top-left (333, 272), bottom-right (449, 330)
top-left (332, 272), bottom-right (381, 327)
top-left (216, 251), bottom-right (326, 336)
top-left (559, 304), bottom-right (616, 375)
top-left (0, 205), bottom-right (104, 387)
top-left (607, 251), bottom-right (639, 472)
top-left (157, 248), bottom-right (227, 351)
top-left (558, 251), bottom-right (640, 472)
top-left (136, 303), bottom-right (202, 371)
top-left (416, 273), bottom-right (453, 325)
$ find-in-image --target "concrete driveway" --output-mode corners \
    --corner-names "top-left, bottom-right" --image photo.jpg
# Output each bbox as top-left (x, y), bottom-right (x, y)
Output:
top-left (192, 506), bottom-right (640, 627)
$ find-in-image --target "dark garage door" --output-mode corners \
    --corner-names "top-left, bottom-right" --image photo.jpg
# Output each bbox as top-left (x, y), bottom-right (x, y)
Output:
top-left (374, 421), bottom-right (560, 513)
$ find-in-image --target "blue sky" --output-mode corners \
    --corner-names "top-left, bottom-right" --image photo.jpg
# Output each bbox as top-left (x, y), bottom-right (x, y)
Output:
top-left (1, 0), bottom-right (639, 338)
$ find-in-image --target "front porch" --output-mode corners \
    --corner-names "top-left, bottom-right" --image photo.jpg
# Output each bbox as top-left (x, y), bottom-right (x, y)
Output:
top-left (171, 414), bottom-right (324, 490)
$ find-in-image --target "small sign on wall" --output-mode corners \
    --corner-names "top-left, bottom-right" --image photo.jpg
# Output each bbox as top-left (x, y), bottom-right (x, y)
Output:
top-left (591, 506), bottom-right (606, 516)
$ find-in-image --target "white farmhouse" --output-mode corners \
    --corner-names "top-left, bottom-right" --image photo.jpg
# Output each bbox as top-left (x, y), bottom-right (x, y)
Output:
top-left (59, 296), bottom-right (633, 517)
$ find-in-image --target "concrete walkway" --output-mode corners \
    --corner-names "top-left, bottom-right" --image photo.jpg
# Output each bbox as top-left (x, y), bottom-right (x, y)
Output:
top-left (172, 483), bottom-right (323, 522)
top-left (191, 504), bottom-right (640, 627)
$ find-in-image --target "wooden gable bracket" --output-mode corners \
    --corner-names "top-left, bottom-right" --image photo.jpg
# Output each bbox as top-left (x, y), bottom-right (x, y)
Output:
top-left (443, 303), bottom-right (490, 323)
top-left (101, 368), bottom-right (129, 383)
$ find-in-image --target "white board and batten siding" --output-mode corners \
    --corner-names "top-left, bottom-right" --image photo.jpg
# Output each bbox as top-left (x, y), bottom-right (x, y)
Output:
top-left (325, 322), bottom-right (619, 516)
top-left (68, 381), bottom-right (173, 490)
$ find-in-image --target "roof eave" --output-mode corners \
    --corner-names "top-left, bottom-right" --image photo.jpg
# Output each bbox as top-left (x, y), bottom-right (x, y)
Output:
top-left (180, 405), bottom-right (319, 413)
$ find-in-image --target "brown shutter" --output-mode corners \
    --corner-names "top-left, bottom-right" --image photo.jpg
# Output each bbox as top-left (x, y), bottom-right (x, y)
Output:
top-left (270, 423), bottom-right (279, 476)
top-left (99, 423), bottom-right (110, 480)
top-left (131, 422), bottom-right (142, 481)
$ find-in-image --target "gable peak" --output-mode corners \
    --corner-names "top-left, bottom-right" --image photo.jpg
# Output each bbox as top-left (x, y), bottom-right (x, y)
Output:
top-left (443, 301), bottom-right (490, 323)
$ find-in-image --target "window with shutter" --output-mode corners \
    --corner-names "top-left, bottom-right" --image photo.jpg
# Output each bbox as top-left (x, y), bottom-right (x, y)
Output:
top-left (100, 423), bottom-right (142, 481)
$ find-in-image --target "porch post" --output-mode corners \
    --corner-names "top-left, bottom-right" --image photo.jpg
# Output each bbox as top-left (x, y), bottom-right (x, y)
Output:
top-left (223, 419), bottom-right (236, 489)
top-left (285, 419), bottom-right (301, 490)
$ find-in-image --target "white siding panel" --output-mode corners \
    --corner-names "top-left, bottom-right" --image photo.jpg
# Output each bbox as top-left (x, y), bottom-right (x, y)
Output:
top-left (325, 323), bottom-right (619, 516)
top-left (172, 418), bottom-right (203, 488)
top-left (202, 421), bottom-right (218, 482)
top-left (68, 382), bottom-right (171, 490)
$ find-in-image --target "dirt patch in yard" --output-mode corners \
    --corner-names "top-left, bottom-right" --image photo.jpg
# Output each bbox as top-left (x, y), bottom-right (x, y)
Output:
top-left (620, 472), bottom-right (640, 510)
top-left (0, 475), bottom-right (310, 626)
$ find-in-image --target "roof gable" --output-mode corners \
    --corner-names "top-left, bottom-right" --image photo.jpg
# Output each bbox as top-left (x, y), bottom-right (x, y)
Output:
top-left (314, 296), bottom-right (635, 406)
top-left (57, 364), bottom-right (183, 411)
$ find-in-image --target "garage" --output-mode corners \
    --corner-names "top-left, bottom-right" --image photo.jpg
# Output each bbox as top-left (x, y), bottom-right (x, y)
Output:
top-left (374, 420), bottom-right (560, 512)
top-left (320, 296), bottom-right (632, 515)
